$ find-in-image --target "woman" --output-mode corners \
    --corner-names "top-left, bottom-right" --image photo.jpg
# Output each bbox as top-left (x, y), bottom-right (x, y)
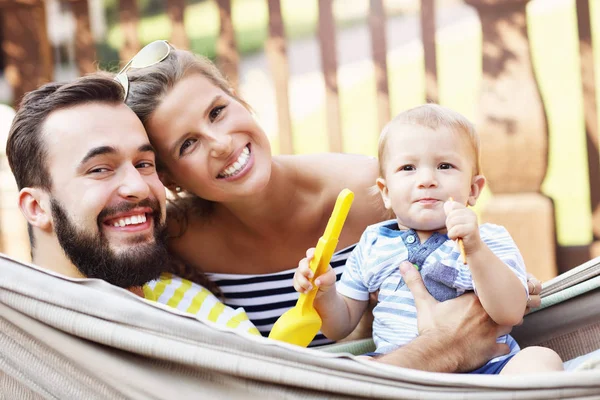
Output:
top-left (121, 41), bottom-right (541, 347)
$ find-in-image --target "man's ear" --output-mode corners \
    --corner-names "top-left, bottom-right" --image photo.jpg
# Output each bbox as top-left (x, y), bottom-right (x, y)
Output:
top-left (376, 177), bottom-right (392, 210)
top-left (18, 188), bottom-right (52, 231)
top-left (467, 174), bottom-right (486, 207)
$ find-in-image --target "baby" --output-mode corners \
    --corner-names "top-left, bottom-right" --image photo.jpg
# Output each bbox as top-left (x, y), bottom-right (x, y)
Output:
top-left (294, 104), bottom-right (563, 374)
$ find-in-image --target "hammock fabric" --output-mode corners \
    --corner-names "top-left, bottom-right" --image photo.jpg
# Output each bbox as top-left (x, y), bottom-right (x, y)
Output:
top-left (2, 254), bottom-right (600, 399)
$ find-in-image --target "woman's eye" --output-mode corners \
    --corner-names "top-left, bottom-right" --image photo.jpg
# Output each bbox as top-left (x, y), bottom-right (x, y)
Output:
top-left (179, 138), bottom-right (197, 156)
top-left (209, 105), bottom-right (225, 122)
top-left (438, 163), bottom-right (453, 170)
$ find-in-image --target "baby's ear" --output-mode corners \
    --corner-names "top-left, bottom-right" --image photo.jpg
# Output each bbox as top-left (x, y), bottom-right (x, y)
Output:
top-left (468, 175), bottom-right (486, 206)
top-left (376, 178), bottom-right (392, 210)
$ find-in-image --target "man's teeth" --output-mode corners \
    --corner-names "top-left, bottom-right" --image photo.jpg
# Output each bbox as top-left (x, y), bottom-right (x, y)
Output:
top-left (219, 146), bottom-right (250, 178)
top-left (112, 214), bottom-right (147, 227)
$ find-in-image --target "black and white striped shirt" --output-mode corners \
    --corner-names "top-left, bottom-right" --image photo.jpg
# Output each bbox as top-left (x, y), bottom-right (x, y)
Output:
top-left (206, 245), bottom-right (356, 346)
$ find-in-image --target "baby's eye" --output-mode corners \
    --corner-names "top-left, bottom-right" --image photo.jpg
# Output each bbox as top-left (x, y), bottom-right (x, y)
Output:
top-left (209, 105), bottom-right (225, 122)
top-left (179, 138), bottom-right (197, 156)
top-left (400, 165), bottom-right (415, 171)
top-left (438, 163), bottom-right (453, 170)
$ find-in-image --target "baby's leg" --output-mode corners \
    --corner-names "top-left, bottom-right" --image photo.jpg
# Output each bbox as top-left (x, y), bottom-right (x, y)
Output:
top-left (500, 346), bottom-right (564, 374)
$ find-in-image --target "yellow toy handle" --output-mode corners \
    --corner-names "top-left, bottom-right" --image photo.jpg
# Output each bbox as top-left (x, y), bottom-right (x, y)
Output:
top-left (297, 189), bottom-right (354, 313)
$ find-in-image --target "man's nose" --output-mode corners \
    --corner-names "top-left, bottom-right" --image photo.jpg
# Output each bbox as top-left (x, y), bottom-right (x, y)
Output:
top-left (117, 165), bottom-right (151, 200)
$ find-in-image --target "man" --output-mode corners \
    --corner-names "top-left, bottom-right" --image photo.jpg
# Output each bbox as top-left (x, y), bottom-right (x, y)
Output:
top-left (6, 74), bottom-right (257, 334)
top-left (6, 74), bottom-right (539, 372)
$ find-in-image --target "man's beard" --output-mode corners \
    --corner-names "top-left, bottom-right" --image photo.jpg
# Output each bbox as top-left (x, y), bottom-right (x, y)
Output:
top-left (51, 198), bottom-right (169, 288)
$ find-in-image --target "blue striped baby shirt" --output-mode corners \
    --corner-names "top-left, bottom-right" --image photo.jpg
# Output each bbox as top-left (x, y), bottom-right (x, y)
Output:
top-left (337, 220), bottom-right (528, 363)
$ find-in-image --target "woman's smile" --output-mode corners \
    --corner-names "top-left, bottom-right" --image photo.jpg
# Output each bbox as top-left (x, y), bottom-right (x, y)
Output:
top-left (217, 144), bottom-right (253, 181)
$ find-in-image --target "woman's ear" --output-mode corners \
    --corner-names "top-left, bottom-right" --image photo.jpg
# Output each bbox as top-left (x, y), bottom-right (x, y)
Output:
top-left (376, 177), bottom-right (392, 210)
top-left (158, 171), bottom-right (180, 192)
top-left (18, 188), bottom-right (52, 231)
top-left (468, 175), bottom-right (486, 207)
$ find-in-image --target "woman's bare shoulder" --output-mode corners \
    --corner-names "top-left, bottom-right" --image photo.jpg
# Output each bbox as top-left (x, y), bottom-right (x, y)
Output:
top-left (277, 153), bottom-right (378, 186)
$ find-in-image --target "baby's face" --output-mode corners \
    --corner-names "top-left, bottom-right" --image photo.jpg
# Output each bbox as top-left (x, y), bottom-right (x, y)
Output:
top-left (377, 124), bottom-right (482, 232)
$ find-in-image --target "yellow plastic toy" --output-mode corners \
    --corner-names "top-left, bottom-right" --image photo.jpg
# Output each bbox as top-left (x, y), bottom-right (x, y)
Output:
top-left (268, 188), bottom-right (354, 347)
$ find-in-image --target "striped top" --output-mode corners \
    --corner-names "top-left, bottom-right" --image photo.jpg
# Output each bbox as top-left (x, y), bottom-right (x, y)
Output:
top-left (338, 220), bottom-right (528, 358)
top-left (143, 272), bottom-right (260, 336)
top-left (206, 245), bottom-right (355, 346)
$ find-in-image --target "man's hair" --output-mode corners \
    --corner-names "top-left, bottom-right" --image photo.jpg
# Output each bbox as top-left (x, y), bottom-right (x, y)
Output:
top-left (377, 103), bottom-right (481, 177)
top-left (6, 73), bottom-right (124, 191)
top-left (6, 73), bottom-right (124, 247)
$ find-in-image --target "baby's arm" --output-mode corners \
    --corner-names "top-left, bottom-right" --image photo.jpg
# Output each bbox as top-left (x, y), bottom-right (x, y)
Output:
top-left (445, 201), bottom-right (527, 326)
top-left (293, 248), bottom-right (369, 340)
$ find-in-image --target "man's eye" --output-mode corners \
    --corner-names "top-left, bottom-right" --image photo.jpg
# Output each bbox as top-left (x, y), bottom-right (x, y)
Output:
top-left (438, 163), bottom-right (453, 170)
top-left (209, 105), bottom-right (225, 122)
top-left (136, 162), bottom-right (154, 169)
top-left (179, 138), bottom-right (197, 156)
top-left (89, 167), bottom-right (110, 174)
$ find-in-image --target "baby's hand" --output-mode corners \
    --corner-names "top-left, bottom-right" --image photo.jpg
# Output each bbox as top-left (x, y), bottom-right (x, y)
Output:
top-left (444, 199), bottom-right (481, 252)
top-left (293, 247), bottom-right (336, 297)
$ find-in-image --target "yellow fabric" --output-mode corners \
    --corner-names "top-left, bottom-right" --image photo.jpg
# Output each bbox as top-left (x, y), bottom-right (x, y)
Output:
top-left (143, 273), bottom-right (259, 336)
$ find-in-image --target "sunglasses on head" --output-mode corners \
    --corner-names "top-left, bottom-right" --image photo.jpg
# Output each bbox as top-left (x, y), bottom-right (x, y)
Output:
top-left (114, 40), bottom-right (172, 101)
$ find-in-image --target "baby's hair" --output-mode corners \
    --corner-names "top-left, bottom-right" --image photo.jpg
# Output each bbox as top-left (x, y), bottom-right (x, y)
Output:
top-left (377, 103), bottom-right (481, 178)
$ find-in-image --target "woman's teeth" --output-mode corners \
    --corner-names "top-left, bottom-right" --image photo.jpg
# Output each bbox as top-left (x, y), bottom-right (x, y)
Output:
top-left (112, 214), bottom-right (147, 227)
top-left (218, 146), bottom-right (250, 178)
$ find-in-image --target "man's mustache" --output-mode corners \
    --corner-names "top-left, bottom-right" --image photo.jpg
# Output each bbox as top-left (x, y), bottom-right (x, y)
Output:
top-left (97, 198), bottom-right (162, 223)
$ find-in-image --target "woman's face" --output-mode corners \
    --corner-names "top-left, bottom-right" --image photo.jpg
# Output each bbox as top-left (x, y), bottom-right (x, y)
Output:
top-left (146, 74), bottom-right (272, 202)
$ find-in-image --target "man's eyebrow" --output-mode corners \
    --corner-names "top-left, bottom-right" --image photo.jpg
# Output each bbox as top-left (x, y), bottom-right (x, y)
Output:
top-left (79, 146), bottom-right (116, 166)
top-left (138, 144), bottom-right (156, 154)
top-left (79, 144), bottom-right (156, 167)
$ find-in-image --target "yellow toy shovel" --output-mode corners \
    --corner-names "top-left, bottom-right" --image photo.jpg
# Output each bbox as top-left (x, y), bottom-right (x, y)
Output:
top-left (268, 188), bottom-right (354, 347)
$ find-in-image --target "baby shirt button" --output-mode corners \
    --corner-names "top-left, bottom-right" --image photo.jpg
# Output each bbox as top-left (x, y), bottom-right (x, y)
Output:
top-left (406, 235), bottom-right (416, 244)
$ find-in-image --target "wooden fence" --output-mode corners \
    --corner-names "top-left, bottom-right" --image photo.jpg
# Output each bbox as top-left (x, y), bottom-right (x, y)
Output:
top-left (0, 0), bottom-right (598, 282)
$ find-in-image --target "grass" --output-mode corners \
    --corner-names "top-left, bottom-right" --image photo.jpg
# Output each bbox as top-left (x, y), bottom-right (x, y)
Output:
top-left (288, 0), bottom-right (599, 246)
top-left (105, 0), bottom-right (408, 63)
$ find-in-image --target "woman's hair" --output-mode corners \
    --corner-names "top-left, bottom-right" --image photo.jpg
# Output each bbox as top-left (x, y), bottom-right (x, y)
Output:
top-left (377, 103), bottom-right (481, 178)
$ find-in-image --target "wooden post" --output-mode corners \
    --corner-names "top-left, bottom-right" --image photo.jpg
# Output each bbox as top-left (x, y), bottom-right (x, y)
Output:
top-left (266, 0), bottom-right (293, 154)
top-left (0, 0), bottom-right (53, 106)
top-left (420, 0), bottom-right (438, 103)
top-left (465, 0), bottom-right (557, 280)
top-left (167, 0), bottom-right (189, 50)
top-left (118, 0), bottom-right (140, 63)
top-left (216, 0), bottom-right (239, 89)
top-left (368, 0), bottom-right (390, 133)
top-left (576, 0), bottom-right (600, 260)
top-left (318, 0), bottom-right (342, 152)
top-left (68, 0), bottom-right (96, 74)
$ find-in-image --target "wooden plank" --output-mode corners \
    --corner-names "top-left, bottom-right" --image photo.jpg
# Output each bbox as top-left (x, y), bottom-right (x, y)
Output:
top-left (557, 245), bottom-right (592, 274)
top-left (68, 0), bottom-right (96, 74)
top-left (368, 0), bottom-right (390, 133)
top-left (420, 0), bottom-right (438, 103)
top-left (167, 0), bottom-right (189, 50)
top-left (576, 0), bottom-right (600, 253)
top-left (118, 0), bottom-right (140, 62)
top-left (266, 0), bottom-right (293, 155)
top-left (317, 0), bottom-right (342, 152)
top-left (215, 0), bottom-right (239, 89)
top-left (1, 0), bottom-right (52, 106)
